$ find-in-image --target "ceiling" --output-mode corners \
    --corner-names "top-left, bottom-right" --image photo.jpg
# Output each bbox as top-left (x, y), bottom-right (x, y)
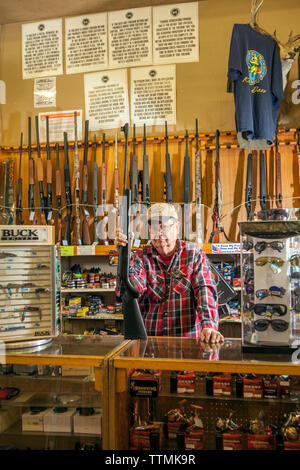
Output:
top-left (0, 0), bottom-right (202, 25)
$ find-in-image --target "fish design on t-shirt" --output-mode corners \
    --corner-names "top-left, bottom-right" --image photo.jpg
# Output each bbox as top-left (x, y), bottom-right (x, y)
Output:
top-left (246, 50), bottom-right (267, 85)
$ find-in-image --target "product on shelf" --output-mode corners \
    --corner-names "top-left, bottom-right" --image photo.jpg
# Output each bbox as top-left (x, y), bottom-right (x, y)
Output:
top-left (206, 373), bottom-right (233, 397)
top-left (129, 369), bottom-right (161, 397)
top-left (215, 412), bottom-right (242, 450)
top-left (177, 371), bottom-right (196, 394)
top-left (282, 410), bottom-right (300, 449)
top-left (184, 405), bottom-right (204, 450)
top-left (247, 411), bottom-right (276, 450)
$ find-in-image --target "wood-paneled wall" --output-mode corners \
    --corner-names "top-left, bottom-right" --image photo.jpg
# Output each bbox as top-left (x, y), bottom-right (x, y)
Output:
top-left (0, 127), bottom-right (299, 243)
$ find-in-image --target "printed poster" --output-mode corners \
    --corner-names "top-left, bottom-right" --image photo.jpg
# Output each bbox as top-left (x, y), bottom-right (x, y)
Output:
top-left (22, 18), bottom-right (63, 79)
top-left (84, 69), bottom-right (129, 130)
top-left (38, 110), bottom-right (83, 143)
top-left (65, 13), bottom-right (108, 74)
top-left (131, 64), bottom-right (176, 126)
top-left (153, 2), bottom-right (199, 64)
top-left (34, 77), bottom-right (56, 108)
top-left (108, 7), bottom-right (152, 69)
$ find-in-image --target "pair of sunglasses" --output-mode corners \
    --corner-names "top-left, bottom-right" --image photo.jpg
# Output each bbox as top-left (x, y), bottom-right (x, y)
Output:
top-left (254, 241), bottom-right (284, 254)
top-left (252, 303), bottom-right (287, 316)
top-left (255, 286), bottom-right (286, 300)
top-left (257, 209), bottom-right (289, 221)
top-left (254, 318), bottom-right (289, 332)
top-left (255, 257), bottom-right (284, 267)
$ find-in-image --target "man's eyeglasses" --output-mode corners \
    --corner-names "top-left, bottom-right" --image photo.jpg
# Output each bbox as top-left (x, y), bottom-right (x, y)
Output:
top-left (149, 220), bottom-right (176, 234)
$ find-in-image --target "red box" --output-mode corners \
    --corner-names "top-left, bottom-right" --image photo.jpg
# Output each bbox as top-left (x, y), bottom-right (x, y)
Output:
top-left (213, 374), bottom-right (232, 397)
top-left (247, 434), bottom-right (275, 450)
top-left (130, 423), bottom-right (163, 450)
top-left (130, 370), bottom-right (161, 397)
top-left (184, 427), bottom-right (204, 450)
top-left (223, 431), bottom-right (243, 450)
top-left (167, 421), bottom-right (183, 439)
top-left (177, 372), bottom-right (195, 394)
top-left (243, 377), bottom-right (263, 399)
top-left (283, 439), bottom-right (300, 450)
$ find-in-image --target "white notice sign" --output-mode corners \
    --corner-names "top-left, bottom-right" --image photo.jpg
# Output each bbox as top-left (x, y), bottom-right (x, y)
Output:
top-left (38, 110), bottom-right (83, 143)
top-left (153, 2), bottom-right (199, 65)
top-left (108, 7), bottom-right (152, 69)
top-left (34, 77), bottom-right (56, 108)
top-left (65, 13), bottom-right (108, 74)
top-left (84, 69), bottom-right (129, 131)
top-left (22, 18), bottom-right (63, 79)
top-left (131, 65), bottom-right (176, 126)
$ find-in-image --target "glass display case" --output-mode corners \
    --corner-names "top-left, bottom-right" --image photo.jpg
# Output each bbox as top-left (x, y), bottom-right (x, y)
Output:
top-left (0, 334), bottom-right (128, 450)
top-left (110, 337), bottom-right (300, 451)
top-left (239, 221), bottom-right (300, 353)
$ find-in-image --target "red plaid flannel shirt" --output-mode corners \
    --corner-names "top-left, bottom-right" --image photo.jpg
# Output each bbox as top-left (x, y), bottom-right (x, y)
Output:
top-left (116, 240), bottom-right (219, 338)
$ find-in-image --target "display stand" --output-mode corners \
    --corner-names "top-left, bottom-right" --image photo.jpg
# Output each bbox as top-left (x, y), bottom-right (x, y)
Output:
top-left (239, 219), bottom-right (300, 354)
top-left (0, 225), bottom-right (58, 348)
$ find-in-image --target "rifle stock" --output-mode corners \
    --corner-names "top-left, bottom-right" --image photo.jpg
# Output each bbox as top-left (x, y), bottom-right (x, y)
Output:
top-left (16, 132), bottom-right (24, 225)
top-left (35, 116), bottom-right (46, 225)
top-left (259, 150), bottom-right (267, 211)
top-left (142, 124), bottom-right (150, 208)
top-left (28, 117), bottom-right (37, 225)
top-left (81, 120), bottom-right (91, 245)
top-left (63, 132), bottom-right (72, 245)
top-left (275, 130), bottom-right (283, 209)
top-left (183, 130), bottom-right (191, 241)
top-left (195, 118), bottom-right (203, 243)
top-left (245, 152), bottom-right (253, 221)
top-left (118, 123), bottom-right (147, 340)
top-left (209, 130), bottom-right (229, 243)
top-left (73, 111), bottom-right (82, 245)
top-left (164, 121), bottom-right (173, 203)
top-left (55, 143), bottom-right (62, 245)
top-left (46, 116), bottom-right (54, 225)
top-left (92, 134), bottom-right (99, 243)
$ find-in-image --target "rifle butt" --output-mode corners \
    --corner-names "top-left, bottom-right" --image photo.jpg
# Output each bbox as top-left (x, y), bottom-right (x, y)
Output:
top-left (123, 295), bottom-right (147, 340)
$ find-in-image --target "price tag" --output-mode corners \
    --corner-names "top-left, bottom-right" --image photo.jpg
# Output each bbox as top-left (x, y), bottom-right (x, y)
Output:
top-left (60, 246), bottom-right (75, 256)
top-left (77, 245), bottom-right (95, 256)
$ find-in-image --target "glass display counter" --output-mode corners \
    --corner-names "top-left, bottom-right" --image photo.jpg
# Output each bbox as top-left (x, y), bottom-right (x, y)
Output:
top-left (110, 337), bottom-right (300, 450)
top-left (0, 334), bottom-right (129, 450)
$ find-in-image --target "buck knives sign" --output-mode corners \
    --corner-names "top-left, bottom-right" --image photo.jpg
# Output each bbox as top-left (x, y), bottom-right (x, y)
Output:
top-left (0, 226), bottom-right (51, 244)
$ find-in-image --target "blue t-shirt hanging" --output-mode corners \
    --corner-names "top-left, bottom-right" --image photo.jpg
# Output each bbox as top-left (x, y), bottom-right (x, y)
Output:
top-left (228, 24), bottom-right (283, 146)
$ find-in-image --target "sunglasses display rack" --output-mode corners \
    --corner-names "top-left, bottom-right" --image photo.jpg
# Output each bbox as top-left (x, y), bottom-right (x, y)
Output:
top-left (0, 225), bottom-right (58, 346)
top-left (239, 220), bottom-right (300, 353)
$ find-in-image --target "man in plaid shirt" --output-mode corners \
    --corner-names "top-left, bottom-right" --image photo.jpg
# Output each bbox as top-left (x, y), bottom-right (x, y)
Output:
top-left (116, 203), bottom-right (223, 343)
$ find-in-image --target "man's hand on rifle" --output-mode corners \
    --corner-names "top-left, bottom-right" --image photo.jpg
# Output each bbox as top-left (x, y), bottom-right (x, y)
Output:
top-left (200, 327), bottom-right (224, 344)
top-left (115, 228), bottom-right (134, 249)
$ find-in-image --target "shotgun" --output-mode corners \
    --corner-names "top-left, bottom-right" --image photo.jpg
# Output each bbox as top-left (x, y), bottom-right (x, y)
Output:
top-left (73, 111), bottom-right (82, 245)
top-left (130, 124), bottom-right (139, 208)
top-left (35, 116), bottom-right (46, 225)
top-left (164, 121), bottom-right (173, 203)
top-left (195, 118), bottom-right (203, 244)
top-left (259, 150), bottom-right (267, 211)
top-left (118, 122), bottom-right (147, 340)
top-left (28, 117), bottom-right (37, 225)
top-left (245, 151), bottom-right (253, 221)
top-left (63, 132), bottom-right (72, 246)
top-left (275, 130), bottom-right (283, 209)
top-left (114, 133), bottom-right (120, 213)
top-left (45, 116), bottom-right (54, 225)
top-left (55, 143), bottom-right (62, 245)
top-left (16, 132), bottom-right (24, 225)
top-left (183, 130), bottom-right (191, 241)
top-left (92, 134), bottom-right (99, 244)
top-left (97, 133), bottom-right (108, 244)
top-left (141, 124), bottom-right (150, 208)
top-left (209, 130), bottom-right (230, 243)
top-left (81, 120), bottom-right (91, 245)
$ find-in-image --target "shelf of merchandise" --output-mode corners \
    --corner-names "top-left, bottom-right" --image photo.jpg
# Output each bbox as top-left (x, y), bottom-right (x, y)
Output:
top-left (61, 288), bottom-right (116, 293)
top-left (63, 314), bottom-right (123, 321)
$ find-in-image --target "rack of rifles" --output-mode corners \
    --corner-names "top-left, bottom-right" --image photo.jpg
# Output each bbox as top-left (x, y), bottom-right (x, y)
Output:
top-left (3, 112), bottom-right (299, 246)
